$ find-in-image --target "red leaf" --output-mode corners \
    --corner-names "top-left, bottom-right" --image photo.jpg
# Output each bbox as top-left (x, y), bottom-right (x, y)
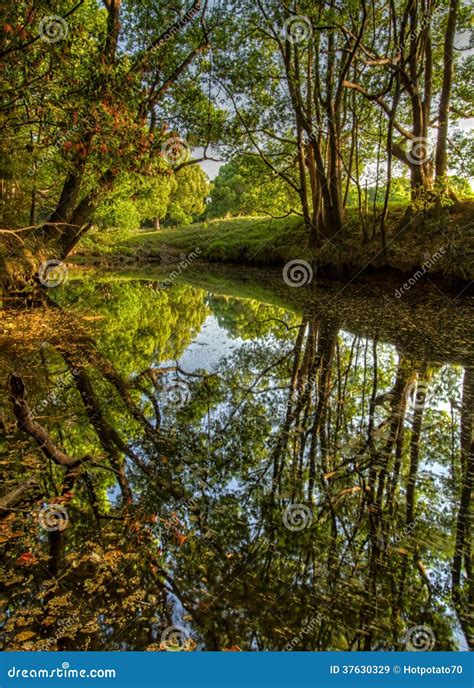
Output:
top-left (16, 552), bottom-right (38, 566)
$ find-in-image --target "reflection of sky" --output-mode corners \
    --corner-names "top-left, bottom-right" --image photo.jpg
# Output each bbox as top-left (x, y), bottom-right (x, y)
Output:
top-left (165, 314), bottom-right (244, 372)
top-left (98, 289), bottom-right (467, 649)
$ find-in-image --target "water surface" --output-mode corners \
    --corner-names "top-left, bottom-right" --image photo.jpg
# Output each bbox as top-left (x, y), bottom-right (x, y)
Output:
top-left (1, 265), bottom-right (472, 651)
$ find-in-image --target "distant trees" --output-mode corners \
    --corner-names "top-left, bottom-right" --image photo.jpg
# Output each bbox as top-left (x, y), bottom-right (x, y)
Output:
top-left (206, 156), bottom-right (299, 219)
top-left (166, 165), bottom-right (210, 226)
top-left (92, 165), bottom-right (209, 232)
top-left (93, 173), bottom-right (176, 233)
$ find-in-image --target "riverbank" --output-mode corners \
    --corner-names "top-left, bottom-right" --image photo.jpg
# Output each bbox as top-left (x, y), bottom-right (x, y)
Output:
top-left (73, 202), bottom-right (474, 283)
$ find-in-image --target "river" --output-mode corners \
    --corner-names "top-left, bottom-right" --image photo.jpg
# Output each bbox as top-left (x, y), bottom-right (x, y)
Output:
top-left (0, 263), bottom-right (472, 651)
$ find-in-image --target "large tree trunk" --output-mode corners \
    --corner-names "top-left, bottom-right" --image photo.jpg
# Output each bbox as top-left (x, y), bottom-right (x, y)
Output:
top-left (435, 0), bottom-right (459, 201)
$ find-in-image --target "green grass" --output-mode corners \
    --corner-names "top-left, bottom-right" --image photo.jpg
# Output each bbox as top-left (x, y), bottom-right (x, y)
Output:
top-left (75, 215), bottom-right (310, 265)
top-left (129, 215), bottom-right (310, 265)
top-left (73, 202), bottom-right (474, 282)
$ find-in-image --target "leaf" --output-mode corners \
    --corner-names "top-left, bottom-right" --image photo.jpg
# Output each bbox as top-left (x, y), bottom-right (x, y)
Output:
top-left (0, 531), bottom-right (23, 543)
top-left (15, 631), bottom-right (36, 642)
top-left (16, 552), bottom-right (38, 566)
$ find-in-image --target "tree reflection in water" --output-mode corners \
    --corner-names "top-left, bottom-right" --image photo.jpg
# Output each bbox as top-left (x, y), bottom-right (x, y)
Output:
top-left (0, 273), bottom-right (472, 651)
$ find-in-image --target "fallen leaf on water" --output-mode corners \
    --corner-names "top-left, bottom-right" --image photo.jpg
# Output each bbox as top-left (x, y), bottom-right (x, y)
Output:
top-left (0, 532), bottom-right (23, 544)
top-left (16, 552), bottom-right (38, 566)
top-left (15, 631), bottom-right (36, 642)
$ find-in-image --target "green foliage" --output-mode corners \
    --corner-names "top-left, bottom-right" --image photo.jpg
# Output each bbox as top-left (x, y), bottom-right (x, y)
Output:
top-left (93, 172), bottom-right (175, 232)
top-left (91, 165), bottom-right (209, 232)
top-left (165, 165), bottom-right (210, 226)
top-left (206, 156), bottom-right (299, 218)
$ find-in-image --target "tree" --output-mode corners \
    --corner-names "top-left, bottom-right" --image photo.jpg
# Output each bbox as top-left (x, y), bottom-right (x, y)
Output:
top-left (209, 0), bottom-right (472, 248)
top-left (206, 155), bottom-right (299, 218)
top-left (165, 164), bottom-right (209, 226)
top-left (0, 0), bottom-right (219, 290)
top-left (1, 276), bottom-right (469, 649)
top-left (93, 171), bottom-right (176, 232)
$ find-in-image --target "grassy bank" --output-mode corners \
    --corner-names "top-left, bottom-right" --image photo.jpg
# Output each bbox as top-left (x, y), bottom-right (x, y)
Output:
top-left (74, 202), bottom-right (474, 282)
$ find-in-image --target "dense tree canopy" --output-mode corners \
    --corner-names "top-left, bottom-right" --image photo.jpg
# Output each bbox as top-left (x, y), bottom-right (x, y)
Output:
top-left (0, 0), bottom-right (222, 285)
top-left (1, 0), bottom-right (472, 282)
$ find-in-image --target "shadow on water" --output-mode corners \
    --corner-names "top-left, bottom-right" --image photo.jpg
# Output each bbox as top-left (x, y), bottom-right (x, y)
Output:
top-left (0, 265), bottom-right (472, 651)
